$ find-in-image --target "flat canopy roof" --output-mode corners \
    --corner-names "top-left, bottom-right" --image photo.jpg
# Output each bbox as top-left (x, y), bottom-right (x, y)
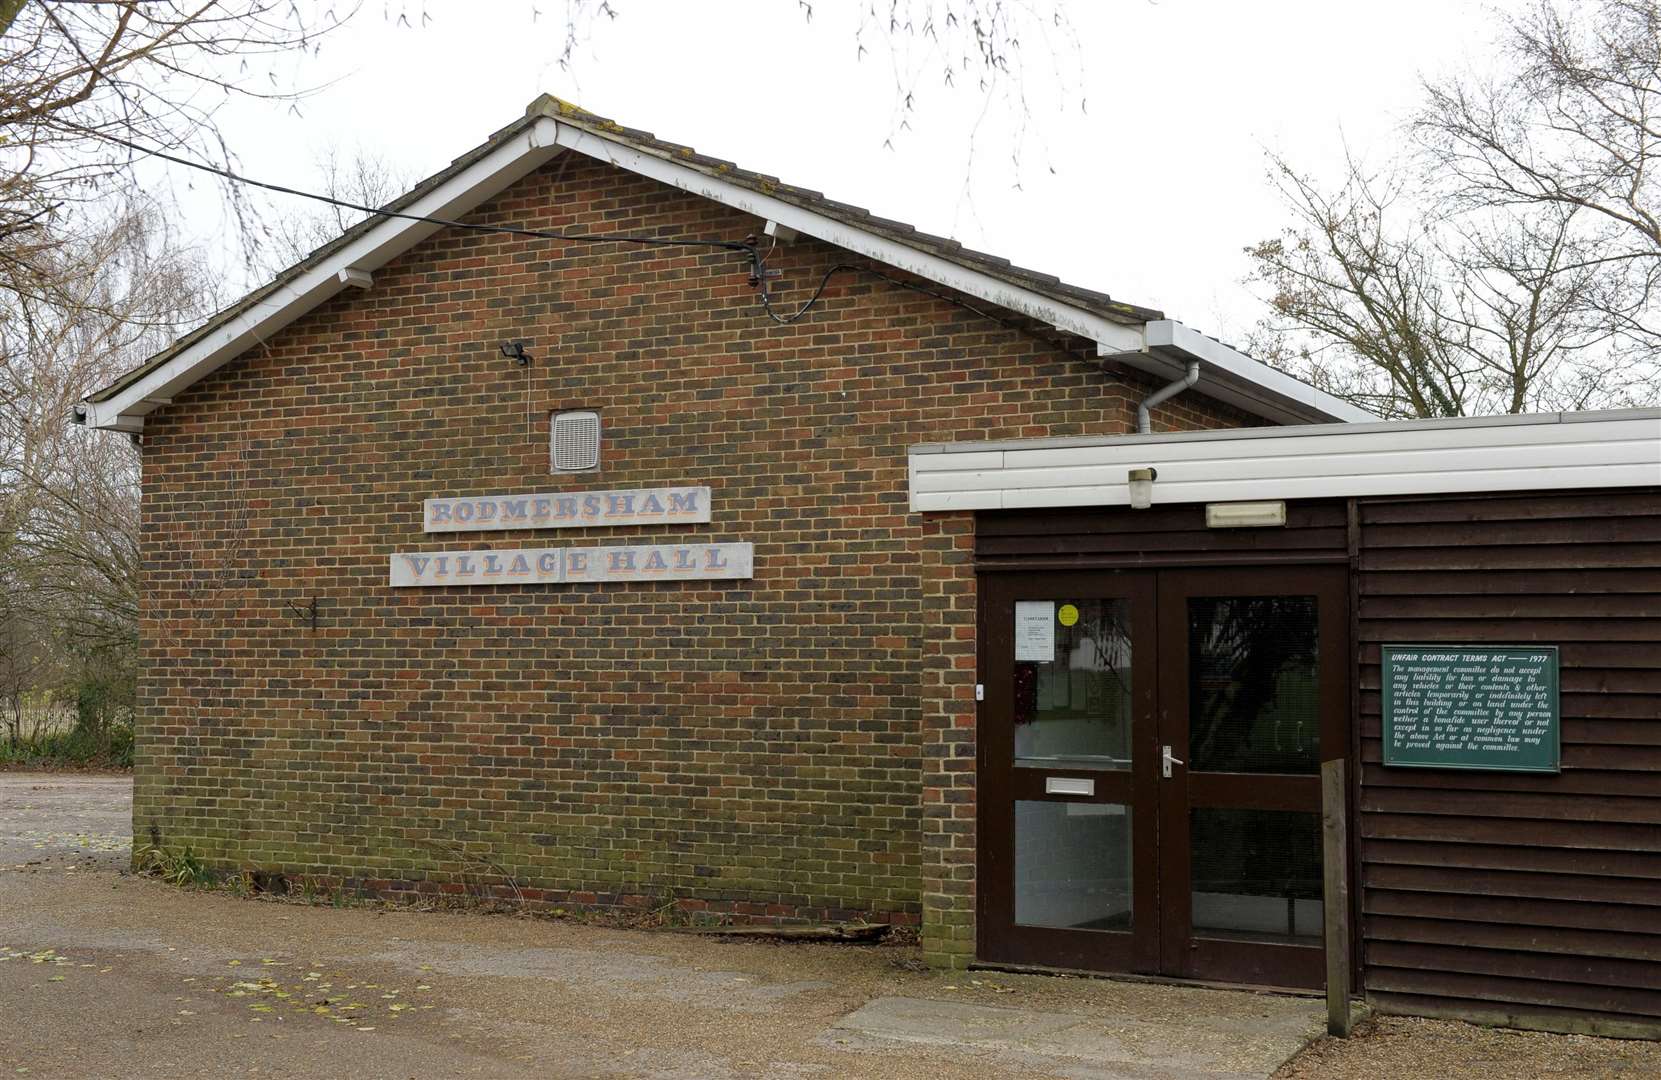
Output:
top-left (909, 408), bottom-right (1661, 512)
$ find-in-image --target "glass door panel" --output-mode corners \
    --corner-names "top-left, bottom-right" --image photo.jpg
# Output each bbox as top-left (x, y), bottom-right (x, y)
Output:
top-left (1188, 596), bottom-right (1321, 775)
top-left (1015, 800), bottom-right (1133, 931)
top-left (1190, 807), bottom-right (1322, 944)
top-left (1015, 598), bottom-right (1134, 770)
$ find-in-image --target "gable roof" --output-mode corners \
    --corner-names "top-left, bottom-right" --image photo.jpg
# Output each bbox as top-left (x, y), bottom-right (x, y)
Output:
top-left (78, 96), bottom-right (1373, 432)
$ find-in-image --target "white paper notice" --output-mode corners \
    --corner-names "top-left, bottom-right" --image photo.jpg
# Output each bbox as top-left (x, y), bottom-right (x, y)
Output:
top-left (1015, 601), bottom-right (1056, 662)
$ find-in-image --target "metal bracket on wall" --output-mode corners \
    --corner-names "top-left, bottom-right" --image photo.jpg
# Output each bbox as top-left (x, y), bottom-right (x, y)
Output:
top-left (285, 597), bottom-right (320, 633)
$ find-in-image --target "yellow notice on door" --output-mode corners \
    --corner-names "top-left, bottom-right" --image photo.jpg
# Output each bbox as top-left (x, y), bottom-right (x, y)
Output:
top-left (1057, 603), bottom-right (1080, 627)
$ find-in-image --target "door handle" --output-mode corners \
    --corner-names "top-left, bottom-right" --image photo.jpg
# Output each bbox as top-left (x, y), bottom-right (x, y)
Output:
top-left (1162, 745), bottom-right (1185, 779)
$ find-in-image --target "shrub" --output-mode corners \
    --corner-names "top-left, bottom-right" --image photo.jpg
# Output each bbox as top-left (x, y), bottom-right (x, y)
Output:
top-left (0, 719), bottom-right (134, 768)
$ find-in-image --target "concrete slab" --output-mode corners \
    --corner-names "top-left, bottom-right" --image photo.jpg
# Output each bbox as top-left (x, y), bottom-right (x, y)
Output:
top-left (827, 993), bottom-right (1323, 1079)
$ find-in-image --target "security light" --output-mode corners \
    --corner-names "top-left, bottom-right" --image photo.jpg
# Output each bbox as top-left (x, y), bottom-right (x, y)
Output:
top-left (499, 340), bottom-right (531, 366)
top-left (1127, 467), bottom-right (1157, 510)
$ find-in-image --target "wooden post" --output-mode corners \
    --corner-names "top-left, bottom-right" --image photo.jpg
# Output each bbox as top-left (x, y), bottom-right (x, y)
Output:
top-left (1322, 757), bottom-right (1353, 1037)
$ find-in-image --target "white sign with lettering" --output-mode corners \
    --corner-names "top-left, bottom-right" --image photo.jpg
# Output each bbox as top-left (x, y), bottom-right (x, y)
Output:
top-left (423, 486), bottom-right (711, 533)
top-left (1015, 600), bottom-right (1056, 662)
top-left (390, 542), bottom-right (753, 587)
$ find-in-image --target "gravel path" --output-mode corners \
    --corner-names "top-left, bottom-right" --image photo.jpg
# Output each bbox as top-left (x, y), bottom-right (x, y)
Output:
top-left (1280, 1015), bottom-right (1661, 1079)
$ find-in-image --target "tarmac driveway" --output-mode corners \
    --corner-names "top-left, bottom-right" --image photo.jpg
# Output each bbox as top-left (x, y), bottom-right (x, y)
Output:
top-left (7, 774), bottom-right (1660, 1079)
top-left (1, 771), bottom-right (1329, 1079)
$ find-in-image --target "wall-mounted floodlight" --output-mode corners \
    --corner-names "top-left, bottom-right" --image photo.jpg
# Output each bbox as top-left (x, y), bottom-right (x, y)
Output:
top-left (1206, 501), bottom-right (1287, 528)
top-left (1128, 467), bottom-right (1157, 510)
top-left (499, 340), bottom-right (531, 366)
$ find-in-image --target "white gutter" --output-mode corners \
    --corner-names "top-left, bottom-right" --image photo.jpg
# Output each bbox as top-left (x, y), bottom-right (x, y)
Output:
top-left (1104, 320), bottom-right (1375, 426)
top-left (550, 126), bottom-right (1150, 355)
top-left (549, 130), bottom-right (1370, 426)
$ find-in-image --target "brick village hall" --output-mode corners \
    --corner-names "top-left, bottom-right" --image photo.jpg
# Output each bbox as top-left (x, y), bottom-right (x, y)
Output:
top-left (77, 98), bottom-right (1661, 1036)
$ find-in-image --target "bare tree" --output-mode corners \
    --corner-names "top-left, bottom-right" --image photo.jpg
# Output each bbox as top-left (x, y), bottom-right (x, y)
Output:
top-left (1416, 0), bottom-right (1661, 346)
top-left (1247, 0), bottom-right (1661, 418)
top-left (255, 146), bottom-right (413, 277)
top-left (0, 4), bottom-right (354, 739)
top-left (1244, 152), bottom-right (1641, 419)
top-left (390, 0), bottom-right (1079, 174)
top-left (0, 1), bottom-right (351, 302)
top-left (0, 202), bottom-right (208, 743)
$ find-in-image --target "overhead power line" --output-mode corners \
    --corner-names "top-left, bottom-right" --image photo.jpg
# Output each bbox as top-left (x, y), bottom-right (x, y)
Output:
top-left (94, 130), bottom-right (1078, 357)
top-left (94, 130), bottom-right (754, 255)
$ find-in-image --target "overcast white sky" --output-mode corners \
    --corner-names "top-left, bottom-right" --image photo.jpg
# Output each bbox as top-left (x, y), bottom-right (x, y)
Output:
top-left (169, 0), bottom-right (1522, 341)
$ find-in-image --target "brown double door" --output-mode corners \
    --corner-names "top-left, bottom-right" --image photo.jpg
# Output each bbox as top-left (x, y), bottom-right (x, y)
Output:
top-left (978, 566), bottom-right (1348, 989)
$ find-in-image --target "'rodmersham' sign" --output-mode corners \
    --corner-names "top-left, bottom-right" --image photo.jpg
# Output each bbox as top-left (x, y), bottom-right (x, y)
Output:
top-left (390, 542), bottom-right (752, 587)
top-left (424, 486), bottom-right (711, 533)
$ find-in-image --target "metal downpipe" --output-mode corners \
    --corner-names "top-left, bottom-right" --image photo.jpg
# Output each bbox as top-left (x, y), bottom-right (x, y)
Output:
top-left (1136, 361), bottom-right (1201, 434)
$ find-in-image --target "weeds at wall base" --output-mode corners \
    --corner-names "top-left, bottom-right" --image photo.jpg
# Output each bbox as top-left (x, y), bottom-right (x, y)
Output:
top-left (127, 855), bottom-right (922, 948)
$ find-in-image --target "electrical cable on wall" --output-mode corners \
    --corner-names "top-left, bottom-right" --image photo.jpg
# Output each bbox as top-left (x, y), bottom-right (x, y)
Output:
top-left (98, 132), bottom-right (1098, 366)
top-left (746, 248), bottom-right (1098, 370)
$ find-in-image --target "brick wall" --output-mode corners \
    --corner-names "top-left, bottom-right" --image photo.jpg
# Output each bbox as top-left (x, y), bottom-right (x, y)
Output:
top-left (135, 151), bottom-right (1251, 961)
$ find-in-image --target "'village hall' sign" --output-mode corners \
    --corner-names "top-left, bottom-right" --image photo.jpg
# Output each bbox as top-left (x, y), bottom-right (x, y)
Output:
top-left (390, 542), bottom-right (753, 587)
top-left (392, 484), bottom-right (750, 588)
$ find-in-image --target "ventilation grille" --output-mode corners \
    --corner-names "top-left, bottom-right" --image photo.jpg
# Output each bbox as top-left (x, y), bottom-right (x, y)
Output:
top-left (550, 410), bottom-right (601, 472)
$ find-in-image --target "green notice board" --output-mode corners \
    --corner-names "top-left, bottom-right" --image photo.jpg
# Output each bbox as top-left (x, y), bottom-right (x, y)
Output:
top-left (1381, 645), bottom-right (1560, 773)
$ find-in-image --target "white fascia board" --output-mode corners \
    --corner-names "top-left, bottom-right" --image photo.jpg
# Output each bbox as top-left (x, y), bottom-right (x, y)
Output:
top-left (551, 125), bottom-right (1147, 355)
top-left (908, 410), bottom-right (1661, 511)
top-left (920, 461), bottom-right (1661, 513)
top-left (1101, 320), bottom-right (1376, 426)
top-left (81, 118), bottom-right (567, 431)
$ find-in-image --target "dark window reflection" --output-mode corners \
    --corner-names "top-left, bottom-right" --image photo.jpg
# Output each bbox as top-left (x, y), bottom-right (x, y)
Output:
top-left (1188, 596), bottom-right (1319, 774)
top-left (1191, 807), bottom-right (1322, 943)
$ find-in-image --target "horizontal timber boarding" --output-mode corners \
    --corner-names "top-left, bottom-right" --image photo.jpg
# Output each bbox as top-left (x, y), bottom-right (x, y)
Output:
top-left (1356, 486), bottom-right (1661, 1031)
top-left (974, 500), bottom-right (1350, 569)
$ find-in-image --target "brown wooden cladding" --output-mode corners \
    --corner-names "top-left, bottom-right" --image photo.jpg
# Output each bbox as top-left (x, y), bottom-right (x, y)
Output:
top-left (975, 500), bottom-right (1351, 569)
top-left (1355, 486), bottom-right (1661, 1036)
top-left (975, 487), bottom-right (1661, 1032)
